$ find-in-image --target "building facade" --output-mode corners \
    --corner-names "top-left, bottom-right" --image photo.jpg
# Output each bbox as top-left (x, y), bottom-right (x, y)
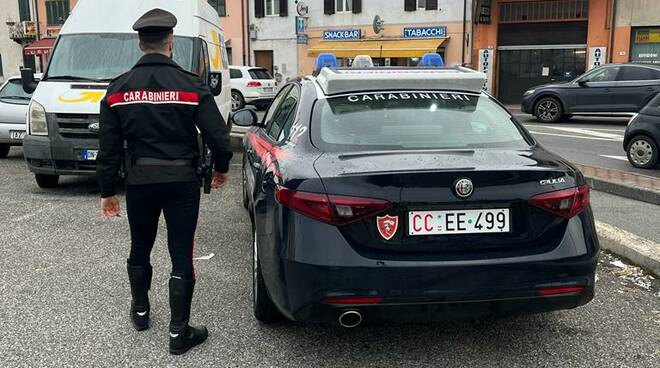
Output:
top-left (209, 0), bottom-right (250, 65)
top-left (2, 0), bottom-right (38, 81)
top-left (249, 0), bottom-right (473, 82)
top-left (611, 0), bottom-right (660, 65)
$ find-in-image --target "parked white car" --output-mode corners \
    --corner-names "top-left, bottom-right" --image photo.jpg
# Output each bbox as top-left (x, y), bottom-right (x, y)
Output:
top-left (0, 75), bottom-right (40, 158)
top-left (229, 66), bottom-right (276, 111)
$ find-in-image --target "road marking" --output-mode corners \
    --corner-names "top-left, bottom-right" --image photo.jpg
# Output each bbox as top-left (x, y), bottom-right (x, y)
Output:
top-left (12, 204), bottom-right (53, 223)
top-left (536, 126), bottom-right (624, 140)
top-left (600, 155), bottom-right (628, 161)
top-left (528, 130), bottom-right (621, 141)
top-left (596, 221), bottom-right (660, 277)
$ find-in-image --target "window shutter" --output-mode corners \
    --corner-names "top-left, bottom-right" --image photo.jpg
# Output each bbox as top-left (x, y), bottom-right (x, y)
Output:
top-left (279, 0), bottom-right (288, 16)
top-left (254, 0), bottom-right (265, 18)
top-left (324, 0), bottom-right (335, 15)
top-left (352, 0), bottom-right (362, 13)
top-left (404, 0), bottom-right (416, 11)
top-left (426, 0), bottom-right (438, 10)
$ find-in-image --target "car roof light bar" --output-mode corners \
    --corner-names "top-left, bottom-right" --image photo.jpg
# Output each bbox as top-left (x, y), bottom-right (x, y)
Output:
top-left (315, 66), bottom-right (486, 96)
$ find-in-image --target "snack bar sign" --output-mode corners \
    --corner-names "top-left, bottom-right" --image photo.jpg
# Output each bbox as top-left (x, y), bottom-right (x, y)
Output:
top-left (323, 29), bottom-right (361, 41)
top-left (403, 26), bottom-right (447, 39)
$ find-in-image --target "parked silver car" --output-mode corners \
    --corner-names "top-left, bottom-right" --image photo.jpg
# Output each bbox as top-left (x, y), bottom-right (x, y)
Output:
top-left (0, 75), bottom-right (40, 158)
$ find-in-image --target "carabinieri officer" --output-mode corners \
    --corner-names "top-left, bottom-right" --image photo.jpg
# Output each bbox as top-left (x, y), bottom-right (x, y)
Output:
top-left (96, 8), bottom-right (233, 355)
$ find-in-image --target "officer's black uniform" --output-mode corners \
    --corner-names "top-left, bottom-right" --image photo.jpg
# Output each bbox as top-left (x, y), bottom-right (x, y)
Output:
top-left (96, 8), bottom-right (232, 355)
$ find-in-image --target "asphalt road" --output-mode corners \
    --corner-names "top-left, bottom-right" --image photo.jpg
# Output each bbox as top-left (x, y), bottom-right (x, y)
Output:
top-left (0, 147), bottom-right (658, 368)
top-left (511, 111), bottom-right (660, 178)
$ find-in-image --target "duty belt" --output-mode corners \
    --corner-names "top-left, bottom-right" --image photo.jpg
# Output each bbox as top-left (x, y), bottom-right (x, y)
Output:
top-left (134, 158), bottom-right (195, 167)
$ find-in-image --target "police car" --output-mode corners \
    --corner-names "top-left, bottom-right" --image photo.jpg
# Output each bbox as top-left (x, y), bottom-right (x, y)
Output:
top-left (232, 61), bottom-right (599, 327)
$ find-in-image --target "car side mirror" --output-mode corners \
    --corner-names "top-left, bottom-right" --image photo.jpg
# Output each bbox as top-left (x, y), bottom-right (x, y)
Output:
top-left (20, 68), bottom-right (38, 94)
top-left (577, 79), bottom-right (588, 87)
top-left (208, 72), bottom-right (222, 96)
top-left (231, 108), bottom-right (258, 127)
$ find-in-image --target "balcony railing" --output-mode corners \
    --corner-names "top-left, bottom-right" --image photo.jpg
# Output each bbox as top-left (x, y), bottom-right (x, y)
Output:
top-left (6, 20), bottom-right (37, 43)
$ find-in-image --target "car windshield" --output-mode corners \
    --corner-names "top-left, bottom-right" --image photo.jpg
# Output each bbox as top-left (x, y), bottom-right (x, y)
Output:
top-left (249, 68), bottom-right (272, 80)
top-left (0, 79), bottom-right (33, 105)
top-left (312, 92), bottom-right (531, 151)
top-left (46, 34), bottom-right (194, 82)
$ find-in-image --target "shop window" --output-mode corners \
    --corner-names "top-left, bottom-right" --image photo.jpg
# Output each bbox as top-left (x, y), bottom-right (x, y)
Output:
top-left (46, 0), bottom-right (69, 25)
top-left (207, 0), bottom-right (226, 16)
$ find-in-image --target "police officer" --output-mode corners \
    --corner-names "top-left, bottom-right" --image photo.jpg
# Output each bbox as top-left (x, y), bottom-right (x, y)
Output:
top-left (97, 9), bottom-right (232, 355)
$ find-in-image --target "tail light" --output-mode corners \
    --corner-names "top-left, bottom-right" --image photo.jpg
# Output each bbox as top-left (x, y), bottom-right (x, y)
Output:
top-left (529, 185), bottom-right (590, 219)
top-left (275, 186), bottom-right (392, 226)
top-left (247, 81), bottom-right (262, 87)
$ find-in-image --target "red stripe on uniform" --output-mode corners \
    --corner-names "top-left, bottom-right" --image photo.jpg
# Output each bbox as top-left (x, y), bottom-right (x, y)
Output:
top-left (107, 90), bottom-right (199, 107)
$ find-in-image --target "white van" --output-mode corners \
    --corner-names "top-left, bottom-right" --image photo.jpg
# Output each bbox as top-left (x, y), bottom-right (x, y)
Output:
top-left (21, 0), bottom-right (231, 188)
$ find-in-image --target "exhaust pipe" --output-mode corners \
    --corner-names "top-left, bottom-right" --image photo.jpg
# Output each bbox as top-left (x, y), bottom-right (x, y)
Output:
top-left (338, 310), bottom-right (362, 328)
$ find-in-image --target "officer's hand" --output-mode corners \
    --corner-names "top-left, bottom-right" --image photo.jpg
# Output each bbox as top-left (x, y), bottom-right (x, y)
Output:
top-left (101, 196), bottom-right (121, 219)
top-left (211, 171), bottom-right (229, 189)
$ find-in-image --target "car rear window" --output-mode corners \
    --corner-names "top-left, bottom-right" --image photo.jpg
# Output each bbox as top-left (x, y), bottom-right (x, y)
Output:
top-left (249, 68), bottom-right (272, 80)
top-left (312, 91), bottom-right (531, 151)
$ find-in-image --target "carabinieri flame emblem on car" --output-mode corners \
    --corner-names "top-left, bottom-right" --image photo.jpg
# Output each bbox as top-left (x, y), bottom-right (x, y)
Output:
top-left (376, 215), bottom-right (398, 240)
top-left (454, 178), bottom-right (474, 198)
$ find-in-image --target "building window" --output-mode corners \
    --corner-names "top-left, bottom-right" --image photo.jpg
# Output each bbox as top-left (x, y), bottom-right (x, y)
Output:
top-left (0, 55), bottom-right (4, 78)
top-left (18, 0), bottom-right (31, 21)
top-left (208, 0), bottom-right (226, 16)
top-left (46, 0), bottom-right (70, 25)
top-left (336, 0), bottom-right (351, 12)
top-left (499, 0), bottom-right (588, 23)
top-left (265, 0), bottom-right (280, 16)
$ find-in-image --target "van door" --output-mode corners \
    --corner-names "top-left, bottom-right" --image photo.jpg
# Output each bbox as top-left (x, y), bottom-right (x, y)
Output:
top-left (206, 29), bottom-right (231, 121)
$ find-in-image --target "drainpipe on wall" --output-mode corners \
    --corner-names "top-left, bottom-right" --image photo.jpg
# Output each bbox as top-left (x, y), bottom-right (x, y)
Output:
top-left (609, 0), bottom-right (617, 63)
top-left (462, 0), bottom-right (467, 65)
top-left (246, 0), bottom-right (252, 66)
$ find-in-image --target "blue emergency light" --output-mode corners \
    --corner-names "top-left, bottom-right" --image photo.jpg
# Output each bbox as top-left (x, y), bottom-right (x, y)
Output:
top-left (315, 53), bottom-right (338, 71)
top-left (419, 53), bottom-right (444, 67)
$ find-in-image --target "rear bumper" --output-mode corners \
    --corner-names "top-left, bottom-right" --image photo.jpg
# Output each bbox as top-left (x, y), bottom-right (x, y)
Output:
top-left (0, 123), bottom-right (26, 145)
top-left (261, 212), bottom-right (599, 324)
top-left (23, 135), bottom-right (98, 176)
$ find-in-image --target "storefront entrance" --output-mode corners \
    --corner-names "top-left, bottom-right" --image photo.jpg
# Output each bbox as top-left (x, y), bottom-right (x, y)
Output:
top-left (498, 47), bottom-right (586, 104)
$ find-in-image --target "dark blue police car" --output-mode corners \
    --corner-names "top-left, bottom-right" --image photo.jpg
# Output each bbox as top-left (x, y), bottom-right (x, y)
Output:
top-left (232, 66), bottom-right (599, 327)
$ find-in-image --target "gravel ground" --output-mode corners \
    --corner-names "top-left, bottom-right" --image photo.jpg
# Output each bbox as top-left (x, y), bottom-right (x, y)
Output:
top-left (0, 147), bottom-right (658, 368)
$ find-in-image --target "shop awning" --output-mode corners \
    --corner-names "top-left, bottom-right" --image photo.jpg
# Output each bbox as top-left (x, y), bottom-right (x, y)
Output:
top-left (24, 38), bottom-right (56, 56)
top-left (308, 38), bottom-right (447, 58)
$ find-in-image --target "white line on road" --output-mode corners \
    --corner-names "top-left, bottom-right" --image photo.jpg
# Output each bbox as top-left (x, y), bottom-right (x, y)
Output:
top-left (528, 130), bottom-right (622, 141)
top-left (596, 221), bottom-right (660, 277)
top-left (600, 155), bottom-right (628, 161)
top-left (536, 126), bottom-right (624, 140)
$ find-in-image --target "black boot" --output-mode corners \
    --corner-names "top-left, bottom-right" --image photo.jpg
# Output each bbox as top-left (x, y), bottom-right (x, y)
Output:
top-left (127, 262), bottom-right (152, 331)
top-left (169, 275), bottom-right (208, 355)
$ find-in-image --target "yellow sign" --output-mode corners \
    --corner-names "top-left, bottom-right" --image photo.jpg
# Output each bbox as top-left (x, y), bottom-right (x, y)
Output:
top-left (210, 30), bottom-right (223, 69)
top-left (635, 29), bottom-right (660, 44)
top-left (58, 91), bottom-right (106, 104)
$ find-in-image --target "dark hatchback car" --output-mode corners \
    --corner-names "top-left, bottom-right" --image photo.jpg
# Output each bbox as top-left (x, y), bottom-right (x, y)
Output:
top-left (624, 93), bottom-right (660, 169)
top-left (522, 63), bottom-right (660, 123)
top-left (234, 67), bottom-right (599, 327)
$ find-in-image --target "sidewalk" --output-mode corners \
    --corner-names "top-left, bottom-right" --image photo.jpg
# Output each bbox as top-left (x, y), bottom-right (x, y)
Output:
top-left (576, 163), bottom-right (660, 205)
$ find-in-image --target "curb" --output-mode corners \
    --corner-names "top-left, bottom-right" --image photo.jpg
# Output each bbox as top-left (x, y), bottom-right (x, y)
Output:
top-left (583, 175), bottom-right (660, 206)
top-left (596, 221), bottom-right (660, 278)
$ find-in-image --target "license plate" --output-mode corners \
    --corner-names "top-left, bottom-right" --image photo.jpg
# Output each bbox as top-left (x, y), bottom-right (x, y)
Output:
top-left (82, 149), bottom-right (98, 161)
top-left (9, 130), bottom-right (25, 140)
top-left (263, 87), bottom-right (274, 92)
top-left (408, 209), bottom-right (510, 236)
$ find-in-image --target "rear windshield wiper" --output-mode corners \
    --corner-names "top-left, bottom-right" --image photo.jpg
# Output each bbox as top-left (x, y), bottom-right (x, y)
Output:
top-left (0, 96), bottom-right (31, 100)
top-left (45, 75), bottom-right (107, 82)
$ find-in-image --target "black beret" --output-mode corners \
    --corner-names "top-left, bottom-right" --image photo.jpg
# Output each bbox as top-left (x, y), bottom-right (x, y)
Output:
top-left (132, 8), bottom-right (177, 37)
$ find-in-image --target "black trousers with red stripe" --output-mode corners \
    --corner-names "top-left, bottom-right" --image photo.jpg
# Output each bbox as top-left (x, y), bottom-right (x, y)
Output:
top-left (126, 181), bottom-right (200, 279)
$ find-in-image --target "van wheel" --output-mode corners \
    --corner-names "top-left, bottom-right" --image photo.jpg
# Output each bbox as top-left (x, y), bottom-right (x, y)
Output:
top-left (0, 145), bottom-right (10, 158)
top-left (35, 174), bottom-right (59, 188)
top-left (232, 91), bottom-right (245, 111)
top-left (626, 135), bottom-right (658, 169)
top-left (252, 227), bottom-right (284, 324)
top-left (534, 97), bottom-right (564, 123)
